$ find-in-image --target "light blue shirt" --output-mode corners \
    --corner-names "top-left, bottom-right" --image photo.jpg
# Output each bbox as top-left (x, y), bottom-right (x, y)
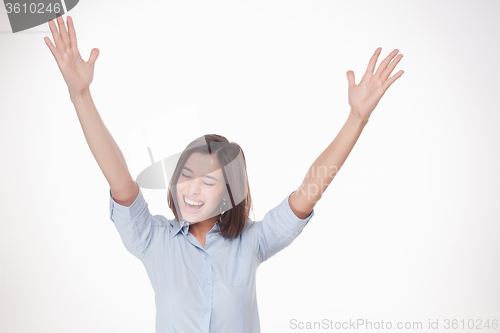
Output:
top-left (109, 184), bottom-right (315, 333)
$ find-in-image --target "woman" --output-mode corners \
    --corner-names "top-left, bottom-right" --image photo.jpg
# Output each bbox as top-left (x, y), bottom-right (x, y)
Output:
top-left (44, 15), bottom-right (404, 333)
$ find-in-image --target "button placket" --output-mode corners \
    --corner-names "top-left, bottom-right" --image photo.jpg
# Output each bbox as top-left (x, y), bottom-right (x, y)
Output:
top-left (201, 247), bottom-right (212, 324)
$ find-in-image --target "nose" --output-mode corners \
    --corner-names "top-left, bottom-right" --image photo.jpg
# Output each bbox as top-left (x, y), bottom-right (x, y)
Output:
top-left (187, 177), bottom-right (202, 195)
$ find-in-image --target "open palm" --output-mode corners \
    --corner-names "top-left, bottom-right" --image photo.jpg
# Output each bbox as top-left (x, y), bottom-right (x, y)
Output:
top-left (44, 15), bottom-right (99, 96)
top-left (347, 48), bottom-right (404, 121)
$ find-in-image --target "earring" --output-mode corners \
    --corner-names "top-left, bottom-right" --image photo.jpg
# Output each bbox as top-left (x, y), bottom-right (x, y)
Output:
top-left (219, 200), bottom-right (227, 215)
top-left (218, 200), bottom-right (227, 223)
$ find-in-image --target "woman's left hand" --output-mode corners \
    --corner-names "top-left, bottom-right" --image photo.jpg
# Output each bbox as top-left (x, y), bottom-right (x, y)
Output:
top-left (346, 47), bottom-right (404, 122)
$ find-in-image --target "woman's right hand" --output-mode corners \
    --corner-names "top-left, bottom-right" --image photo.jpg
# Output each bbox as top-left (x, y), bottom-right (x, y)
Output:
top-left (44, 15), bottom-right (99, 97)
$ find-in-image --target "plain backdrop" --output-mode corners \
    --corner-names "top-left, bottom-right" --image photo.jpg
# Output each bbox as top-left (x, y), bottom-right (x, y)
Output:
top-left (1, 0), bottom-right (499, 332)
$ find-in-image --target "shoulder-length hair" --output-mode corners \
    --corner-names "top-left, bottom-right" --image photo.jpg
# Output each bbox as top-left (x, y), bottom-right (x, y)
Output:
top-left (167, 134), bottom-right (253, 241)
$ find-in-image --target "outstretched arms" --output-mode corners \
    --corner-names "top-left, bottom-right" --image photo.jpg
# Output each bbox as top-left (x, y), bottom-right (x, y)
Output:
top-left (44, 15), bottom-right (137, 205)
top-left (289, 112), bottom-right (368, 219)
top-left (288, 48), bottom-right (404, 218)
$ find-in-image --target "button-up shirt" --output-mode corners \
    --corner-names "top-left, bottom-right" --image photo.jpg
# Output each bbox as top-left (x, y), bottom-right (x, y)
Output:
top-left (109, 185), bottom-right (315, 333)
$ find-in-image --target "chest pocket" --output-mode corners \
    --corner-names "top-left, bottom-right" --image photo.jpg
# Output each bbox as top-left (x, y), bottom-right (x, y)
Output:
top-left (225, 256), bottom-right (252, 288)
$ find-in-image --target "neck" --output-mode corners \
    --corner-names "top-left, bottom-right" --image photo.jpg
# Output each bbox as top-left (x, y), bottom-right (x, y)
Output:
top-left (188, 215), bottom-right (219, 238)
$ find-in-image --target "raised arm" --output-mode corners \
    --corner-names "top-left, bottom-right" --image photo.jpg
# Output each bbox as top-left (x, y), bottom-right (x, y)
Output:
top-left (288, 47), bottom-right (404, 218)
top-left (44, 15), bottom-right (138, 206)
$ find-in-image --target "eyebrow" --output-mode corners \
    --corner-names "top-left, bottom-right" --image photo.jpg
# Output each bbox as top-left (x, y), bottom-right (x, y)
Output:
top-left (182, 167), bottom-right (219, 182)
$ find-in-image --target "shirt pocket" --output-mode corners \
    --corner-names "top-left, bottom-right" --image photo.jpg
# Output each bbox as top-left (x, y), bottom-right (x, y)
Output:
top-left (225, 256), bottom-right (251, 288)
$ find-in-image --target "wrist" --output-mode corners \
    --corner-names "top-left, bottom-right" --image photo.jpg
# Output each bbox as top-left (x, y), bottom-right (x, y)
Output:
top-left (348, 109), bottom-right (370, 126)
top-left (69, 88), bottom-right (91, 102)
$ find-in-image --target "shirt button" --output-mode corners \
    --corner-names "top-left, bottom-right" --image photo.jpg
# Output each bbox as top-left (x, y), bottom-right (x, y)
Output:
top-left (205, 280), bottom-right (210, 285)
top-left (204, 308), bottom-right (209, 314)
top-left (204, 254), bottom-right (208, 260)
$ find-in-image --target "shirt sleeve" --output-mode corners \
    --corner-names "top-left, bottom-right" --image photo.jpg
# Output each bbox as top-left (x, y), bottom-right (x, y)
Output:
top-left (256, 191), bottom-right (315, 263)
top-left (109, 182), bottom-right (167, 260)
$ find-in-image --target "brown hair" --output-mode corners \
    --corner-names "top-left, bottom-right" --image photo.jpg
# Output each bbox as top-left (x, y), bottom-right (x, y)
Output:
top-left (167, 134), bottom-right (253, 241)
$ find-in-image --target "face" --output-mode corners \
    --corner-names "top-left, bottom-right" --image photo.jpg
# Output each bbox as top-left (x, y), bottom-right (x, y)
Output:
top-left (175, 152), bottom-right (228, 224)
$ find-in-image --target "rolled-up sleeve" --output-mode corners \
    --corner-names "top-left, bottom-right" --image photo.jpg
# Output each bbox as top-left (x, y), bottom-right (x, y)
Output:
top-left (109, 184), bottom-right (166, 260)
top-left (256, 191), bottom-right (315, 263)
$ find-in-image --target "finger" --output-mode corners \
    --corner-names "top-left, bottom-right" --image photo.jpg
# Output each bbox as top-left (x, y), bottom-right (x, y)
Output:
top-left (48, 19), bottom-right (65, 52)
top-left (346, 70), bottom-right (355, 88)
top-left (56, 14), bottom-right (71, 51)
top-left (88, 48), bottom-right (100, 67)
top-left (365, 47), bottom-right (382, 74)
top-left (374, 49), bottom-right (399, 78)
top-left (44, 36), bottom-right (63, 65)
top-left (382, 70), bottom-right (404, 91)
top-left (67, 16), bottom-right (78, 49)
top-left (380, 54), bottom-right (403, 82)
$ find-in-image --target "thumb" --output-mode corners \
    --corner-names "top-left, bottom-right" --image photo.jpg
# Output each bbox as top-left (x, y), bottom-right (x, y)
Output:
top-left (88, 48), bottom-right (99, 67)
top-left (346, 70), bottom-right (355, 88)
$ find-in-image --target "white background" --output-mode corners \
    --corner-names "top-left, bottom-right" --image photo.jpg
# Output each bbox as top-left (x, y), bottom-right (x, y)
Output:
top-left (1, 0), bottom-right (499, 332)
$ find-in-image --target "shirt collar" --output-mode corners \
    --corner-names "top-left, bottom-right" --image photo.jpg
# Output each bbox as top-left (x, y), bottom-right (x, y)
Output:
top-left (169, 219), bottom-right (220, 238)
top-left (169, 219), bottom-right (184, 238)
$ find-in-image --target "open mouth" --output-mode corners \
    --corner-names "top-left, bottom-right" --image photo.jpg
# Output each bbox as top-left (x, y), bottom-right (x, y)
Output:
top-left (183, 195), bottom-right (205, 213)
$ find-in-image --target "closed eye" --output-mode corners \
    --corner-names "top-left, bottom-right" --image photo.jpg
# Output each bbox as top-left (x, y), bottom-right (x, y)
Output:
top-left (181, 173), bottom-right (215, 186)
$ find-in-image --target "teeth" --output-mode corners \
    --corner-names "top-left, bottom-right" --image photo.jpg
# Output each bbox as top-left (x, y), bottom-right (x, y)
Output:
top-left (184, 196), bottom-right (204, 206)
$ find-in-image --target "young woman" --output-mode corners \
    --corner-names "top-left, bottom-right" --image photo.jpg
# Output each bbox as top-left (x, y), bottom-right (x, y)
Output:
top-left (44, 15), bottom-right (404, 333)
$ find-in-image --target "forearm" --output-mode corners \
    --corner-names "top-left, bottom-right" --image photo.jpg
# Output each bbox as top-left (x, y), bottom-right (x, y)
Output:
top-left (70, 89), bottom-right (134, 193)
top-left (290, 47), bottom-right (404, 215)
top-left (298, 111), bottom-right (368, 203)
